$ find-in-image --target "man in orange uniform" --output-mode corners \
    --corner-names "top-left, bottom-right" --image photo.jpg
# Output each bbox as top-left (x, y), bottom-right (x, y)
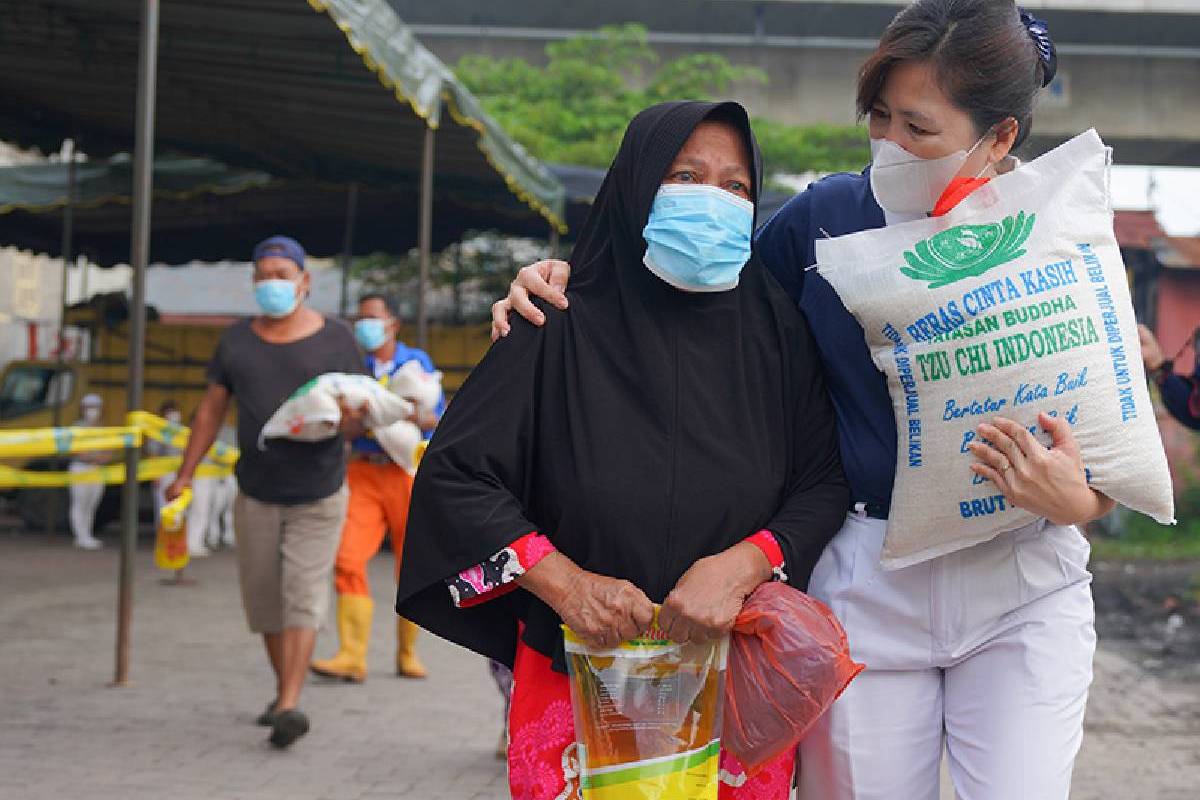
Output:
top-left (311, 293), bottom-right (442, 682)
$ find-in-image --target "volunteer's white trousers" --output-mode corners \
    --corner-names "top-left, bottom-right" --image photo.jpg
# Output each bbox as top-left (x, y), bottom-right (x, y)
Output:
top-left (798, 513), bottom-right (1096, 800)
top-left (212, 474), bottom-right (237, 548)
top-left (186, 476), bottom-right (218, 556)
top-left (67, 461), bottom-right (104, 544)
top-left (153, 472), bottom-right (174, 522)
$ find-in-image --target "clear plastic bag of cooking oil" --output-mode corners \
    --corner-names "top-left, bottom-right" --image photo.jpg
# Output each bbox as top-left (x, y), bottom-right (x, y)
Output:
top-left (563, 621), bottom-right (728, 800)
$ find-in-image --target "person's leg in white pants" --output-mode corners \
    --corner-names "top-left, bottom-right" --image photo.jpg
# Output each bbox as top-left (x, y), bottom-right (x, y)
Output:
top-left (217, 474), bottom-right (237, 549)
top-left (798, 667), bottom-right (944, 800)
top-left (800, 516), bottom-right (1095, 800)
top-left (154, 471), bottom-right (175, 525)
top-left (68, 464), bottom-right (105, 549)
top-left (799, 513), bottom-right (946, 800)
top-left (186, 477), bottom-right (215, 557)
top-left (943, 579), bottom-right (1096, 800)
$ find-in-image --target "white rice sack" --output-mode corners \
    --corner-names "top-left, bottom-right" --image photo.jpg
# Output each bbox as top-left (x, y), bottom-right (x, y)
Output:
top-left (374, 420), bottom-right (423, 474)
top-left (387, 360), bottom-right (444, 415)
top-left (816, 130), bottom-right (1174, 569)
top-left (375, 361), bottom-right (443, 473)
top-left (259, 372), bottom-right (413, 449)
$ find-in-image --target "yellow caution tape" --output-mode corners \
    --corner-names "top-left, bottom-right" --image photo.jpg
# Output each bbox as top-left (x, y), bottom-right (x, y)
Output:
top-left (127, 411), bottom-right (239, 467)
top-left (0, 413), bottom-right (238, 488)
top-left (0, 456), bottom-right (230, 488)
top-left (0, 426), bottom-right (142, 458)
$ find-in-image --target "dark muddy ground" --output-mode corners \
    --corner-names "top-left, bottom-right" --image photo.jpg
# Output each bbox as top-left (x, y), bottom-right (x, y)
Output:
top-left (1091, 555), bottom-right (1200, 681)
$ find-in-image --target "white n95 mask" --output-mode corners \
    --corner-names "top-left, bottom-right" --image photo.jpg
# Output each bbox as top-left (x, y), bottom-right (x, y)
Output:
top-left (869, 136), bottom-right (986, 216)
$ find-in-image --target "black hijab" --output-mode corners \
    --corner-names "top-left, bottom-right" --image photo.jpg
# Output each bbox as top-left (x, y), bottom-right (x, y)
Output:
top-left (397, 101), bottom-right (848, 671)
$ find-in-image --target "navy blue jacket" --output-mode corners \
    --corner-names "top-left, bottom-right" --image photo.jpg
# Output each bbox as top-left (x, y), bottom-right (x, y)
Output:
top-left (1160, 373), bottom-right (1200, 431)
top-left (755, 171), bottom-right (898, 511)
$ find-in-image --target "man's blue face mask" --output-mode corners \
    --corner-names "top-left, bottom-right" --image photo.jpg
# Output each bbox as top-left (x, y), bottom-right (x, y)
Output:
top-left (253, 278), bottom-right (299, 318)
top-left (641, 183), bottom-right (754, 293)
top-left (354, 318), bottom-right (389, 351)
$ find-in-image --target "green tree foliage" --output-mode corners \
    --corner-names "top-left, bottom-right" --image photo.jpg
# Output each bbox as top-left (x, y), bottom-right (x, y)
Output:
top-left (456, 24), bottom-right (870, 175)
top-left (351, 233), bottom-right (540, 324)
top-left (752, 120), bottom-right (871, 178)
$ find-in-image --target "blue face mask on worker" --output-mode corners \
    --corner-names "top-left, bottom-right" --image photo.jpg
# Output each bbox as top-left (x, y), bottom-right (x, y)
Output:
top-left (642, 184), bottom-right (754, 292)
top-left (254, 278), bottom-right (299, 318)
top-left (354, 318), bottom-right (389, 351)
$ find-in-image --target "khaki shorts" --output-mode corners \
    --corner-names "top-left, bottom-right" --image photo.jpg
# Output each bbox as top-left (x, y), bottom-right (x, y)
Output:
top-left (233, 486), bottom-right (349, 633)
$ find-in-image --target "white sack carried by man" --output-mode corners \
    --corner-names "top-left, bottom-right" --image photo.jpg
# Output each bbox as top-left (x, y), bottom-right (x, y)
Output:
top-left (259, 372), bottom-right (409, 450)
top-left (259, 364), bottom-right (443, 473)
top-left (373, 360), bottom-right (444, 473)
top-left (816, 129), bottom-right (1174, 569)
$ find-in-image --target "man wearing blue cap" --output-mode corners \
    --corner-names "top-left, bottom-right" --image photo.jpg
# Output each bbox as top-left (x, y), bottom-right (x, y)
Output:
top-left (168, 235), bottom-right (367, 749)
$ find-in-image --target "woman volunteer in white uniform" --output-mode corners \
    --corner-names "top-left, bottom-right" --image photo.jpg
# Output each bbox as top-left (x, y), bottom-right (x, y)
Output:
top-left (490, 2), bottom-right (1108, 797)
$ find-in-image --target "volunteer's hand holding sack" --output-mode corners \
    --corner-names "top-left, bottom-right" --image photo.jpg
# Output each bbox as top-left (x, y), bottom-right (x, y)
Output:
top-left (814, 130), bottom-right (1174, 567)
top-left (396, 101), bottom-right (850, 799)
top-left (968, 412), bottom-right (1104, 525)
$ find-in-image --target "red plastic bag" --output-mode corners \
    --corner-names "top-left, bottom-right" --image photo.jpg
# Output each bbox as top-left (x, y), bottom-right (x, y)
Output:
top-left (722, 582), bottom-right (864, 775)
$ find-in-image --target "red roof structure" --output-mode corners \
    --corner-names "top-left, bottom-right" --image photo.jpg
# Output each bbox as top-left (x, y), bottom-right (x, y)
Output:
top-left (1159, 237), bottom-right (1200, 269)
top-left (1114, 209), bottom-right (1167, 250)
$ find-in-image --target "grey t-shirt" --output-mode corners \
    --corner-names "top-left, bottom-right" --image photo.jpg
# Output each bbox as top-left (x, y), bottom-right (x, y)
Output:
top-left (207, 317), bottom-right (364, 505)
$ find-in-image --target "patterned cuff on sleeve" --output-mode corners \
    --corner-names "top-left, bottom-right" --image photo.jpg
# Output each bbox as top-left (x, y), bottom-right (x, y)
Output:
top-left (745, 529), bottom-right (788, 584)
top-left (446, 532), bottom-right (557, 608)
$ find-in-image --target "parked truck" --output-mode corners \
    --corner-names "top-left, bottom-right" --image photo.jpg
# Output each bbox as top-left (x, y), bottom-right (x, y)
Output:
top-left (0, 294), bottom-right (491, 533)
top-left (0, 296), bottom-right (218, 532)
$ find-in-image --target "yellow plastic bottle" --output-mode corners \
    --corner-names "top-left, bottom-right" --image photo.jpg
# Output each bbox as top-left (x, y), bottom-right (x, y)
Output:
top-left (154, 488), bottom-right (192, 572)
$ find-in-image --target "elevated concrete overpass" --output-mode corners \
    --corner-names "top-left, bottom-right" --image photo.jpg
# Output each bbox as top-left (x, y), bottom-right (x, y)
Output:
top-left (389, 0), bottom-right (1200, 166)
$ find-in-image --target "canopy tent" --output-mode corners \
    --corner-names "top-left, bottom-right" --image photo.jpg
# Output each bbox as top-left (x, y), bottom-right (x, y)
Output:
top-left (0, 155), bottom-right (564, 266)
top-left (0, 1), bottom-right (564, 229)
top-left (0, 0), bottom-right (567, 687)
top-left (0, 156), bottom-right (806, 270)
top-left (0, 155), bottom-right (801, 270)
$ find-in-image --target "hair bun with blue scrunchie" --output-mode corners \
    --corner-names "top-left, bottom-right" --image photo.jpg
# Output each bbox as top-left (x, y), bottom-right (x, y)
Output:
top-left (1019, 7), bottom-right (1058, 88)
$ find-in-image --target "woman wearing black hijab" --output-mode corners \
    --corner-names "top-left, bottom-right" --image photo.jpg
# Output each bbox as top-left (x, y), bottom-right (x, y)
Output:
top-left (396, 101), bottom-right (848, 798)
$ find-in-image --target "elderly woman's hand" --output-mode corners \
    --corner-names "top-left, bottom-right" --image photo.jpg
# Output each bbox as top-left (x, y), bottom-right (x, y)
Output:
top-left (657, 542), bottom-right (773, 643)
top-left (517, 552), bottom-right (655, 649)
top-left (968, 413), bottom-right (1115, 526)
top-left (490, 260), bottom-right (572, 341)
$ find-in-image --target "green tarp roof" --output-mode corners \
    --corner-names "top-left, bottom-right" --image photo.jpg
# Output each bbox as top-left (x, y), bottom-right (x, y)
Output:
top-left (0, 157), bottom-right (803, 265)
top-left (0, 154), bottom-right (562, 266)
top-left (0, 0), bottom-right (565, 234)
top-left (0, 155), bottom-right (273, 216)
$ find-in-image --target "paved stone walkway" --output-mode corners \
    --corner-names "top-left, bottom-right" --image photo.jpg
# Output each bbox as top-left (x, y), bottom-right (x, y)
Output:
top-left (1, 532), bottom-right (1197, 799)
top-left (0, 535), bottom-right (507, 800)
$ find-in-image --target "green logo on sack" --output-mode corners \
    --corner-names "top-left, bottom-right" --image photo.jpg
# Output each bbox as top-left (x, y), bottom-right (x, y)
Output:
top-left (900, 211), bottom-right (1036, 289)
top-left (289, 377), bottom-right (320, 399)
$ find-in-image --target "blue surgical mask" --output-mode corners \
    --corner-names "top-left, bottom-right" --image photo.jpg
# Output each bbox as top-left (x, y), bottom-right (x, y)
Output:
top-left (254, 279), bottom-right (298, 318)
top-left (642, 183), bottom-right (754, 293)
top-left (354, 318), bottom-right (389, 351)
